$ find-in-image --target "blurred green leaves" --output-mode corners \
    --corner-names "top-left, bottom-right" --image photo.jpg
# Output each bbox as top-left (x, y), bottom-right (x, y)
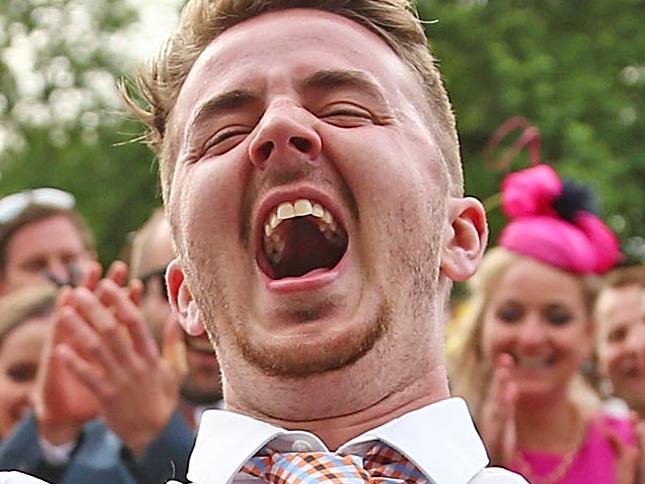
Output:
top-left (0, 0), bottom-right (169, 265)
top-left (420, 0), bottom-right (645, 262)
top-left (1, 0), bottom-right (643, 265)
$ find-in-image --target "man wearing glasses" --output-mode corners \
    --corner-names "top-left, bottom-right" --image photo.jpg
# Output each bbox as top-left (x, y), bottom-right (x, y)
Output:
top-left (0, 188), bottom-right (95, 296)
top-left (1, 0), bottom-right (528, 481)
top-left (128, 208), bottom-right (223, 423)
top-left (0, 201), bottom-right (194, 483)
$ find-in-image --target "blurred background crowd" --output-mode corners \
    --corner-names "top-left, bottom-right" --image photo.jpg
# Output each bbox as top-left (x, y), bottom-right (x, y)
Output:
top-left (0, 0), bottom-right (643, 483)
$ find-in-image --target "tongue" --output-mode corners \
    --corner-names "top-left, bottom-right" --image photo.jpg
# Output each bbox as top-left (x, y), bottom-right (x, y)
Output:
top-left (273, 218), bottom-right (340, 279)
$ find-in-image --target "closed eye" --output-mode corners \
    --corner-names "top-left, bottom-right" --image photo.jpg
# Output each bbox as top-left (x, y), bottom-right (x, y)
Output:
top-left (203, 126), bottom-right (251, 156)
top-left (319, 103), bottom-right (373, 128)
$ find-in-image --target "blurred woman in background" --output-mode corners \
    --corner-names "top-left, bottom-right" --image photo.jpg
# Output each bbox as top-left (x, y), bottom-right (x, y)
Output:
top-left (451, 164), bottom-right (638, 483)
top-left (0, 286), bottom-right (55, 440)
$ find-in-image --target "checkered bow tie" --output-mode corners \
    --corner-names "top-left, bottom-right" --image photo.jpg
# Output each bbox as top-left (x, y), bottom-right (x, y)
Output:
top-left (240, 442), bottom-right (427, 483)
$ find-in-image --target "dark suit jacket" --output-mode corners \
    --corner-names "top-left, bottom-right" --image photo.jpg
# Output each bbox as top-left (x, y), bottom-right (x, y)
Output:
top-left (0, 412), bottom-right (193, 484)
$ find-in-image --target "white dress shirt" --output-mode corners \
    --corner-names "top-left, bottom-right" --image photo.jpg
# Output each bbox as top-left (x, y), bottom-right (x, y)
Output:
top-left (0, 473), bottom-right (49, 484)
top-left (170, 398), bottom-right (527, 484)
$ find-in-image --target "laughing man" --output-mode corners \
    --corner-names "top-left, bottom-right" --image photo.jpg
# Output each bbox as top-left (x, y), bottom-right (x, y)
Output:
top-left (0, 1), bottom-right (527, 483)
top-left (134, 0), bottom-right (526, 482)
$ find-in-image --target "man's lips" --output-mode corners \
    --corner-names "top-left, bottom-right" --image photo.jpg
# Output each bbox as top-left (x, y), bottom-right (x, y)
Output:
top-left (259, 254), bottom-right (349, 294)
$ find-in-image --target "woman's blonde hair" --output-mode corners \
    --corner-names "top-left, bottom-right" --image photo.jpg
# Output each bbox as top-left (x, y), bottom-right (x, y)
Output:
top-left (450, 247), bottom-right (601, 420)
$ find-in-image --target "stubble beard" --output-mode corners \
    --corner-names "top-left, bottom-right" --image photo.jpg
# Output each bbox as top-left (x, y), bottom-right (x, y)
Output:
top-left (237, 298), bottom-right (393, 378)
top-left (192, 268), bottom-right (393, 378)
top-left (184, 196), bottom-right (444, 381)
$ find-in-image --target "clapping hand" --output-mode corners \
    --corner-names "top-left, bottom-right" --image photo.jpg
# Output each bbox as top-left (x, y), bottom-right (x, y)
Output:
top-left (30, 261), bottom-right (124, 444)
top-left (606, 412), bottom-right (645, 484)
top-left (480, 353), bottom-right (518, 467)
top-left (53, 268), bottom-right (187, 457)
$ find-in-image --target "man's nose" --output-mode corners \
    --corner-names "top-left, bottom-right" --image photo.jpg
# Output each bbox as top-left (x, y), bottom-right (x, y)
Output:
top-left (45, 259), bottom-right (73, 285)
top-left (248, 104), bottom-right (322, 168)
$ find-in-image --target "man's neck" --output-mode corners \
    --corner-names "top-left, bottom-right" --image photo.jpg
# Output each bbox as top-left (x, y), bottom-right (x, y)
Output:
top-left (226, 364), bottom-right (449, 450)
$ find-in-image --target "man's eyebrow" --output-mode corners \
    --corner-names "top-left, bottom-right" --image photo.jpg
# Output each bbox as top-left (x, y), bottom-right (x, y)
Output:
top-left (188, 89), bottom-right (260, 130)
top-left (300, 69), bottom-right (389, 104)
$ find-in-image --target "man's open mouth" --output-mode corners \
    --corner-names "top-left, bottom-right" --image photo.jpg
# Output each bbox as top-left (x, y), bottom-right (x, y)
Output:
top-left (257, 198), bottom-right (348, 280)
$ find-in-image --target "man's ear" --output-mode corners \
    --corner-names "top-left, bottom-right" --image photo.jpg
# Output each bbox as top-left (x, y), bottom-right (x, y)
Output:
top-left (440, 197), bottom-right (488, 282)
top-left (166, 258), bottom-right (205, 336)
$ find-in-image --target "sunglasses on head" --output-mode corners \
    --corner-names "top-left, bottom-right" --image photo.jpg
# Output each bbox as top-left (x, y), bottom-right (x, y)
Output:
top-left (0, 188), bottom-right (76, 225)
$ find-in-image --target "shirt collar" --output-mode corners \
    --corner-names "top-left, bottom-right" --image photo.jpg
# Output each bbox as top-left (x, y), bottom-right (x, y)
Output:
top-left (187, 397), bottom-right (489, 484)
top-left (340, 398), bottom-right (490, 483)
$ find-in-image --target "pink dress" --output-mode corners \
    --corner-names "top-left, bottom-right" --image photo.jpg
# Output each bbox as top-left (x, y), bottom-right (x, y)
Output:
top-left (509, 413), bottom-right (635, 483)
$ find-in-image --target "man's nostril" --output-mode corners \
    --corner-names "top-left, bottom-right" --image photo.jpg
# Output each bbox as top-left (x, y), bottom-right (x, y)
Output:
top-left (291, 137), bottom-right (311, 153)
top-left (259, 141), bottom-right (274, 161)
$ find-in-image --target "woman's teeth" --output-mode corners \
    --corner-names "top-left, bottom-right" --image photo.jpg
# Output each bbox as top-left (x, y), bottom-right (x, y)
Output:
top-left (515, 356), bottom-right (552, 370)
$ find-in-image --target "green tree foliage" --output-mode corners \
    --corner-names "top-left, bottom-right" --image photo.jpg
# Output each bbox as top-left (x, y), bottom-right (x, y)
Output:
top-left (419, 0), bottom-right (645, 263)
top-left (1, 0), bottom-right (643, 265)
top-left (0, 0), bottom-right (165, 265)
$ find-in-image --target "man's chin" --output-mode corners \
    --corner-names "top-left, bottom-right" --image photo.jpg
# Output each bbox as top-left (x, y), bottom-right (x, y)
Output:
top-left (239, 303), bottom-right (391, 379)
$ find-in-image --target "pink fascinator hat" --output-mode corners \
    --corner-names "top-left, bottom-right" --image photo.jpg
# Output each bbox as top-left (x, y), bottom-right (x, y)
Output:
top-left (499, 164), bottom-right (620, 275)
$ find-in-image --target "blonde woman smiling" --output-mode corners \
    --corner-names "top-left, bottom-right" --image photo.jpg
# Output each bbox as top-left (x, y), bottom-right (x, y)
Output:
top-left (452, 164), bottom-right (638, 483)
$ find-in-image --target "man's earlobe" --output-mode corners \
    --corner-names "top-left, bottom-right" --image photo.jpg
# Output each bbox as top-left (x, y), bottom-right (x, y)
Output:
top-left (166, 258), bottom-right (205, 336)
top-left (440, 197), bottom-right (488, 282)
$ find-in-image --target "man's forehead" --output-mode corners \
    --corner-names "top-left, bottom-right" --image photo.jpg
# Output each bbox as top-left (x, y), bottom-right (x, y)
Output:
top-left (13, 214), bottom-right (71, 235)
top-left (598, 286), bottom-right (643, 323)
top-left (178, 8), bottom-right (415, 111)
top-left (9, 216), bottom-right (83, 249)
top-left (200, 8), bottom-right (390, 61)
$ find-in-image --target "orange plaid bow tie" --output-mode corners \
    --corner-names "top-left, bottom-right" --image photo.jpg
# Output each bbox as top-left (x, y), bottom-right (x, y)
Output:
top-left (241, 443), bottom-right (427, 483)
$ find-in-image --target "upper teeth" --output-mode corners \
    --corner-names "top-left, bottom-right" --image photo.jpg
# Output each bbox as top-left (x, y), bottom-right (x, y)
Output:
top-left (264, 199), bottom-right (336, 237)
top-left (263, 198), bottom-right (343, 266)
